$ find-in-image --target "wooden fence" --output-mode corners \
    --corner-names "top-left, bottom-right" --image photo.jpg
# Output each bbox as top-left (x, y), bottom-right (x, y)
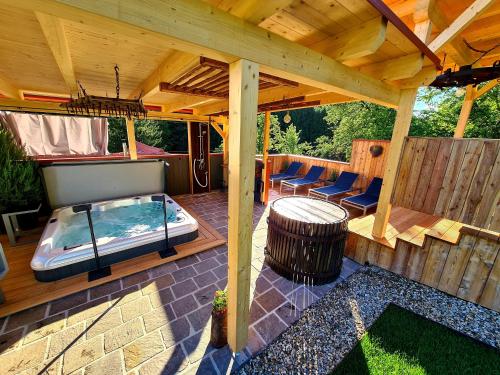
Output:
top-left (268, 139), bottom-right (390, 191)
top-left (347, 224), bottom-right (500, 312)
top-left (392, 137), bottom-right (499, 231)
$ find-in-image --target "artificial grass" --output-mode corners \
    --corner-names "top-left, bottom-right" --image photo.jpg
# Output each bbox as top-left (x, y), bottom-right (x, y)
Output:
top-left (332, 304), bottom-right (500, 375)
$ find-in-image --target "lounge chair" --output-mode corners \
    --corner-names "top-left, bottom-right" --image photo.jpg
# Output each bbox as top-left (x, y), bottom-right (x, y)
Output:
top-left (340, 177), bottom-right (383, 215)
top-left (308, 171), bottom-right (359, 201)
top-left (280, 166), bottom-right (325, 195)
top-left (270, 161), bottom-right (303, 188)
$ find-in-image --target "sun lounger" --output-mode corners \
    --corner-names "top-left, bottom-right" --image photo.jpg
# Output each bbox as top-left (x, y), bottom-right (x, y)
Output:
top-left (340, 177), bottom-right (383, 215)
top-left (270, 161), bottom-right (303, 188)
top-left (280, 166), bottom-right (325, 195)
top-left (308, 171), bottom-right (359, 201)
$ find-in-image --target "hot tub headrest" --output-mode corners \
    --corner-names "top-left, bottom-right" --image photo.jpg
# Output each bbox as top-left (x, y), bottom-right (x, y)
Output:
top-left (42, 160), bottom-right (167, 208)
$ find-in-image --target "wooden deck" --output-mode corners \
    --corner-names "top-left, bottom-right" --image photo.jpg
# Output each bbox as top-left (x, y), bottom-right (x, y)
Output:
top-left (0, 208), bottom-right (225, 318)
top-left (346, 206), bottom-right (500, 312)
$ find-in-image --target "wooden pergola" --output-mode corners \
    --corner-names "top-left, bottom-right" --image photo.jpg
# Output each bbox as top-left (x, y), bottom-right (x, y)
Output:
top-left (0, 0), bottom-right (498, 352)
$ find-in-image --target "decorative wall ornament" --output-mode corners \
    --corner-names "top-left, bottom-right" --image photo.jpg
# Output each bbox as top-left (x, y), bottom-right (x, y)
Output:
top-left (369, 144), bottom-right (384, 157)
top-left (61, 65), bottom-right (147, 119)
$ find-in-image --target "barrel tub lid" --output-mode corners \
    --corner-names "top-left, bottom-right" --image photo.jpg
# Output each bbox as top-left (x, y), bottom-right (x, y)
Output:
top-left (271, 196), bottom-right (348, 224)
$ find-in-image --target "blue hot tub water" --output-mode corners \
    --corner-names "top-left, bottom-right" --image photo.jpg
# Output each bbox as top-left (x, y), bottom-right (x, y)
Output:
top-left (54, 201), bottom-right (178, 249)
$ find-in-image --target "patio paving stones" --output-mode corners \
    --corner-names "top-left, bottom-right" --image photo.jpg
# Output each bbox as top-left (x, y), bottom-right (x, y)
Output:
top-left (62, 335), bottom-right (103, 374)
top-left (104, 318), bottom-right (143, 353)
top-left (0, 191), bottom-right (364, 374)
top-left (0, 337), bottom-right (48, 374)
top-left (160, 317), bottom-right (191, 348)
top-left (142, 304), bottom-right (176, 333)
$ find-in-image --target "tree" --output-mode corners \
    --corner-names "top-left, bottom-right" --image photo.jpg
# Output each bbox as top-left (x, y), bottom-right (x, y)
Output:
top-left (272, 123), bottom-right (311, 155)
top-left (255, 113), bottom-right (280, 154)
top-left (318, 102), bottom-right (396, 161)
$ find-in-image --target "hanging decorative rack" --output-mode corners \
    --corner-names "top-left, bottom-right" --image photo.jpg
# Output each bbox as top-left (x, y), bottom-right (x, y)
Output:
top-left (61, 65), bottom-right (147, 119)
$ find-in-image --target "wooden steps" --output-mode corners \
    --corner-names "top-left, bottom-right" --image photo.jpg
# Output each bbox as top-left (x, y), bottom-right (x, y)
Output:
top-left (346, 206), bottom-right (500, 312)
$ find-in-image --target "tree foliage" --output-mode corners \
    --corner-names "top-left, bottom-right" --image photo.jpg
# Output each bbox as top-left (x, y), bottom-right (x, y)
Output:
top-left (106, 85), bottom-right (499, 160)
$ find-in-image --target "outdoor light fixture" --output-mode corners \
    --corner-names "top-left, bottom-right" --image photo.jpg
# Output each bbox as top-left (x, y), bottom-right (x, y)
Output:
top-left (284, 111), bottom-right (292, 124)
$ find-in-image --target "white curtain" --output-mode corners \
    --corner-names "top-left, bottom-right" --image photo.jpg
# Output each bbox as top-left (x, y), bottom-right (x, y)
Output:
top-left (0, 112), bottom-right (108, 156)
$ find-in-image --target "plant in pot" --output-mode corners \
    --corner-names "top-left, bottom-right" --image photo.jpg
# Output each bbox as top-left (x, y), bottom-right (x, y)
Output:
top-left (325, 170), bottom-right (339, 186)
top-left (0, 127), bottom-right (43, 230)
top-left (210, 289), bottom-right (228, 348)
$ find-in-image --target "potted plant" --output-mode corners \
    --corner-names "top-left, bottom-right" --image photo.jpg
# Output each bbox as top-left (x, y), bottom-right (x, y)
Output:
top-left (324, 170), bottom-right (339, 186)
top-left (210, 289), bottom-right (228, 348)
top-left (0, 127), bottom-right (43, 230)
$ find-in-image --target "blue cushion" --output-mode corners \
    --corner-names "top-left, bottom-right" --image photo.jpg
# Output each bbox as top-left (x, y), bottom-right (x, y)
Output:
top-left (310, 185), bottom-right (351, 196)
top-left (365, 177), bottom-right (383, 197)
top-left (334, 172), bottom-right (359, 190)
top-left (304, 166), bottom-right (325, 181)
top-left (343, 194), bottom-right (378, 207)
top-left (270, 173), bottom-right (290, 180)
top-left (285, 161), bottom-right (303, 176)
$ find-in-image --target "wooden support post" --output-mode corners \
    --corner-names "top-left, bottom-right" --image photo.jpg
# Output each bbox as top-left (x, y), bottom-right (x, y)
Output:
top-left (454, 85), bottom-right (475, 138)
top-left (227, 59), bottom-right (259, 352)
top-left (126, 118), bottom-right (138, 160)
top-left (372, 89), bottom-right (418, 238)
top-left (261, 111), bottom-right (271, 204)
top-left (222, 117), bottom-right (229, 188)
top-left (187, 121), bottom-right (193, 194)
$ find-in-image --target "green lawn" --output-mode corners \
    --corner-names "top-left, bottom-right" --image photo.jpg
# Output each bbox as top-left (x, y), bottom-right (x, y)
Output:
top-left (332, 304), bottom-right (500, 375)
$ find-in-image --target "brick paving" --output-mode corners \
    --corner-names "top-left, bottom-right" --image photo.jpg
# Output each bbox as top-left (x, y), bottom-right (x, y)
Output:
top-left (0, 190), bottom-right (360, 375)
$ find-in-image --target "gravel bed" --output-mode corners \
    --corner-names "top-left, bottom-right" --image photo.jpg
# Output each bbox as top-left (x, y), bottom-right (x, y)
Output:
top-left (238, 266), bottom-right (500, 375)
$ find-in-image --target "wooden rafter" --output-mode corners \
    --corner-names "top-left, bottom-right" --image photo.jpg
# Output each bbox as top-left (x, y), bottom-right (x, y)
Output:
top-left (310, 17), bottom-right (388, 62)
top-left (210, 96), bottom-right (307, 116)
top-left (428, 0), bottom-right (495, 54)
top-left (16, 0), bottom-right (400, 107)
top-left (367, 0), bottom-right (442, 69)
top-left (474, 79), bottom-right (498, 99)
top-left (0, 74), bottom-right (20, 99)
top-left (35, 12), bottom-right (78, 94)
top-left (159, 57), bottom-right (299, 99)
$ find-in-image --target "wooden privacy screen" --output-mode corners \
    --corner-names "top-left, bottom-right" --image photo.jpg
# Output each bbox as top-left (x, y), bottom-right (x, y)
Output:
top-left (269, 139), bottom-right (391, 192)
top-left (392, 137), bottom-right (499, 231)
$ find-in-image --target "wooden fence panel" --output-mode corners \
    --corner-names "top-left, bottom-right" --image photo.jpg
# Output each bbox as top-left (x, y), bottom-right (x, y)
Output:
top-left (392, 137), bottom-right (500, 230)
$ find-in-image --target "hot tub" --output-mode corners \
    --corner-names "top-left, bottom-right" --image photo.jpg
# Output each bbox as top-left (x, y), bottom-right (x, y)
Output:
top-left (31, 194), bottom-right (198, 281)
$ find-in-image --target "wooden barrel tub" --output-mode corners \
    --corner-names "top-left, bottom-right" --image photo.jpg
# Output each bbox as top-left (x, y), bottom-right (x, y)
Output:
top-left (264, 196), bottom-right (349, 285)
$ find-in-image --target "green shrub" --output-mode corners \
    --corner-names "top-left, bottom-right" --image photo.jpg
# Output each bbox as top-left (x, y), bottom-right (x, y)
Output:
top-left (0, 127), bottom-right (43, 213)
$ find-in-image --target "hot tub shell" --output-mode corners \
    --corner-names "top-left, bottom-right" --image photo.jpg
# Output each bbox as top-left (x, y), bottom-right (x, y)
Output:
top-left (31, 194), bottom-right (198, 282)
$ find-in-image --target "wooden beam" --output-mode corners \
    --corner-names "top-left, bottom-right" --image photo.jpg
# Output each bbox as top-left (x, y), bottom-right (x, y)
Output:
top-left (0, 74), bottom-right (20, 99)
top-left (474, 79), bottom-right (498, 99)
top-left (221, 117), bottom-right (229, 188)
top-left (398, 66), bottom-right (437, 88)
top-left (310, 17), bottom-right (387, 62)
top-left (35, 12), bottom-right (78, 94)
top-left (210, 121), bottom-right (226, 139)
top-left (126, 119), bottom-right (138, 160)
top-left (454, 85), bottom-right (476, 138)
top-left (428, 0), bottom-right (495, 53)
top-left (372, 88), bottom-right (418, 238)
top-left (367, 0), bottom-right (441, 69)
top-left (261, 111), bottom-right (271, 204)
top-left (18, 0), bottom-right (401, 107)
top-left (0, 98), bottom-right (212, 122)
top-left (227, 59), bottom-right (259, 352)
top-left (361, 53), bottom-right (424, 81)
top-left (211, 0), bottom-right (294, 25)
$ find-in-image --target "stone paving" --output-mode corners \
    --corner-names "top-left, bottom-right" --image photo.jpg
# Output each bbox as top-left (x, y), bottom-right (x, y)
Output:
top-left (0, 190), bottom-right (360, 375)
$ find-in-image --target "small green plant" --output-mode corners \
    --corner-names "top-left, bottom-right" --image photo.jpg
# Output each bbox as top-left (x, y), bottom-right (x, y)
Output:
top-left (329, 170), bottom-right (339, 182)
top-left (0, 127), bottom-right (43, 213)
top-left (212, 290), bottom-right (227, 314)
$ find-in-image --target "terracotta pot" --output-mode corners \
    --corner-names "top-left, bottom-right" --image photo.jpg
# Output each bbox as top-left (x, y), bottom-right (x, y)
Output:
top-left (210, 309), bottom-right (227, 348)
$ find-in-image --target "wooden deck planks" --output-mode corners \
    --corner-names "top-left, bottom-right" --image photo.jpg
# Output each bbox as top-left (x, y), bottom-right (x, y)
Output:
top-left (0, 210), bottom-right (226, 318)
top-left (346, 205), bottom-right (500, 312)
